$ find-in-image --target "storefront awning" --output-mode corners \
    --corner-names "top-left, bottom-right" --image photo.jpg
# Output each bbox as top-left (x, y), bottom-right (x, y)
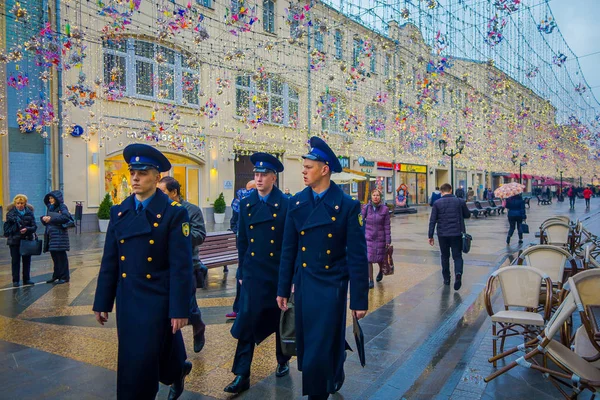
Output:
top-left (334, 171), bottom-right (376, 184)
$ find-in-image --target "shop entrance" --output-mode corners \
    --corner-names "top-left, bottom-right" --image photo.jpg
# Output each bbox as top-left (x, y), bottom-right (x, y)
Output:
top-left (397, 164), bottom-right (428, 205)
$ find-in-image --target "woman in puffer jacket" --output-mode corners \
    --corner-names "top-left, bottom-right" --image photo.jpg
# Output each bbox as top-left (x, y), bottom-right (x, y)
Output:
top-left (4, 194), bottom-right (37, 287)
top-left (362, 189), bottom-right (391, 289)
top-left (41, 190), bottom-right (72, 284)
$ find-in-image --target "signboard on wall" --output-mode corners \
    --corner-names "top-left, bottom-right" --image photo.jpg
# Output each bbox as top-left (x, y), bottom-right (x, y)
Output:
top-left (397, 164), bottom-right (427, 174)
top-left (223, 180), bottom-right (233, 190)
top-left (339, 156), bottom-right (350, 169)
top-left (377, 161), bottom-right (393, 170)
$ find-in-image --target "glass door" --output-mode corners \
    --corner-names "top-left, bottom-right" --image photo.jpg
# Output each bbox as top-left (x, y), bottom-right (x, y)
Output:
top-left (187, 168), bottom-right (200, 206)
top-left (417, 173), bottom-right (427, 204)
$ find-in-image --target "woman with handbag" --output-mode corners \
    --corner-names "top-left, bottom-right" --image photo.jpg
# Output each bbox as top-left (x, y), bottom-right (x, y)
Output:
top-left (41, 190), bottom-right (72, 284)
top-left (505, 193), bottom-right (526, 245)
top-left (4, 194), bottom-right (37, 287)
top-left (362, 189), bottom-right (391, 289)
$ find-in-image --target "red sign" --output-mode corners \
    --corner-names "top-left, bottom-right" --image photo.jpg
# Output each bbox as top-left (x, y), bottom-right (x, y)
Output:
top-left (377, 161), bottom-right (393, 170)
top-left (394, 163), bottom-right (401, 171)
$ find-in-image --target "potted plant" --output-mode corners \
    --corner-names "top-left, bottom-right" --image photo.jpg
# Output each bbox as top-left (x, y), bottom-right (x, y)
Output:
top-left (98, 193), bottom-right (113, 233)
top-left (213, 192), bottom-right (227, 224)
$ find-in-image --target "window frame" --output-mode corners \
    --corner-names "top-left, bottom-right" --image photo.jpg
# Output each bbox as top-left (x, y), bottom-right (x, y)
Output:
top-left (320, 92), bottom-right (345, 135)
top-left (334, 30), bottom-right (343, 59)
top-left (314, 30), bottom-right (324, 52)
top-left (103, 39), bottom-right (200, 107)
top-left (370, 46), bottom-right (377, 73)
top-left (263, 0), bottom-right (275, 34)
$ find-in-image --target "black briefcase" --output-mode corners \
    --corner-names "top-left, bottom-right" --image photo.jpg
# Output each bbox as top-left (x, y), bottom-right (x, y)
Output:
top-left (20, 234), bottom-right (43, 256)
top-left (280, 294), bottom-right (296, 357)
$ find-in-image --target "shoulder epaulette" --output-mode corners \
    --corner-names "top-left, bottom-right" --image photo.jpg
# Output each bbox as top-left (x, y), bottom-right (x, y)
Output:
top-left (171, 201), bottom-right (182, 207)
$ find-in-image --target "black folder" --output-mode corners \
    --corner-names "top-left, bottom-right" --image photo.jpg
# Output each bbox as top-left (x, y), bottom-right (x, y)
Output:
top-left (353, 314), bottom-right (366, 367)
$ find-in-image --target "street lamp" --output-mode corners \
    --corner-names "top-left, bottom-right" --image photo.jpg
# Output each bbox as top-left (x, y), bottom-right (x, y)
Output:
top-left (511, 153), bottom-right (529, 185)
top-left (557, 170), bottom-right (564, 202)
top-left (439, 135), bottom-right (465, 193)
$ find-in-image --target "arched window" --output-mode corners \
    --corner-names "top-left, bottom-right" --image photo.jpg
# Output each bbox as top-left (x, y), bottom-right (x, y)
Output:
top-left (102, 39), bottom-right (200, 106)
top-left (263, 0), bottom-right (275, 33)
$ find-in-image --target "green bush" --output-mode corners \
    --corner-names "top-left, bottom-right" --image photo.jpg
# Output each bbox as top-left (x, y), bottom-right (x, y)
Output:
top-left (213, 192), bottom-right (226, 214)
top-left (98, 194), bottom-right (113, 220)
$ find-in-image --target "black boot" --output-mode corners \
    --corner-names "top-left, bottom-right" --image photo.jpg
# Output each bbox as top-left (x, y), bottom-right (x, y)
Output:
top-left (168, 360), bottom-right (192, 400)
top-left (506, 236), bottom-right (510, 245)
top-left (454, 274), bottom-right (462, 291)
top-left (376, 270), bottom-right (384, 282)
top-left (224, 375), bottom-right (250, 394)
top-left (193, 329), bottom-right (206, 353)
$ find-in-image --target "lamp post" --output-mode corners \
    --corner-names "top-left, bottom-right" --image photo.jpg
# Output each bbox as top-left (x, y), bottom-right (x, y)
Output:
top-left (511, 153), bottom-right (529, 185)
top-left (558, 170), bottom-right (564, 202)
top-left (438, 135), bottom-right (465, 193)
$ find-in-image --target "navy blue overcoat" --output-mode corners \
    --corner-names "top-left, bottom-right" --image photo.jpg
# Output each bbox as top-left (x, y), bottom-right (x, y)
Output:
top-left (93, 189), bottom-right (194, 399)
top-left (231, 186), bottom-right (289, 344)
top-left (277, 182), bottom-right (369, 396)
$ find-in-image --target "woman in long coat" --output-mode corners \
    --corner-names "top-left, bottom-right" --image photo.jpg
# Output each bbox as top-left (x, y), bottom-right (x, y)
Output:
top-left (41, 190), bottom-right (72, 284)
top-left (5, 194), bottom-right (37, 286)
top-left (362, 188), bottom-right (391, 288)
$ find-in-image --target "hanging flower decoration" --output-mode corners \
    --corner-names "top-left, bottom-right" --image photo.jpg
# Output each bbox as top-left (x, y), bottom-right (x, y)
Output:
top-left (553, 53), bottom-right (567, 67)
top-left (373, 91), bottom-right (388, 105)
top-left (427, 0), bottom-right (437, 10)
top-left (434, 31), bottom-right (447, 55)
top-left (345, 65), bottom-right (367, 91)
top-left (493, 0), bottom-right (520, 14)
top-left (537, 16), bottom-right (557, 34)
top-left (401, 8), bottom-right (410, 19)
top-left (252, 65), bottom-right (269, 82)
top-left (16, 98), bottom-right (56, 133)
top-left (488, 72), bottom-right (509, 96)
top-left (7, 72), bottom-right (29, 90)
top-left (203, 98), bottom-right (220, 118)
top-left (316, 92), bottom-right (337, 119)
top-left (426, 57), bottom-right (452, 74)
top-left (182, 73), bottom-right (200, 92)
top-left (286, 1), bottom-right (313, 39)
top-left (66, 72), bottom-right (97, 108)
top-left (575, 83), bottom-right (587, 95)
top-left (97, 0), bottom-right (141, 43)
top-left (485, 15), bottom-right (506, 47)
top-left (415, 75), bottom-right (440, 111)
top-left (157, 2), bottom-right (207, 40)
top-left (193, 16), bottom-right (210, 43)
top-left (342, 110), bottom-right (362, 133)
top-left (10, 2), bottom-right (29, 22)
top-left (310, 49), bottom-right (326, 71)
top-left (525, 67), bottom-right (539, 78)
top-left (224, 0), bottom-right (258, 36)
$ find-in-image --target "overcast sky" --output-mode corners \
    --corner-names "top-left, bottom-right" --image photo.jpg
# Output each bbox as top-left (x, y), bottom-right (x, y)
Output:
top-left (549, 0), bottom-right (600, 111)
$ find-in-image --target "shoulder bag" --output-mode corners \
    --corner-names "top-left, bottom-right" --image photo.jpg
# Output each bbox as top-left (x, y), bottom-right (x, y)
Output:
top-left (20, 233), bottom-right (43, 256)
top-left (460, 209), bottom-right (472, 254)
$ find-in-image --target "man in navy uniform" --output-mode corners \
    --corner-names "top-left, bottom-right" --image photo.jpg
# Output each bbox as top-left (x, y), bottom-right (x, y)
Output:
top-left (224, 152), bottom-right (291, 394)
top-left (93, 144), bottom-right (194, 400)
top-left (277, 137), bottom-right (369, 400)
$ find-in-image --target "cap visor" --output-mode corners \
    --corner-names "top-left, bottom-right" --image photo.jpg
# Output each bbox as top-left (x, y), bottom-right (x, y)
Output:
top-left (128, 163), bottom-right (158, 171)
top-left (302, 153), bottom-right (321, 161)
top-left (253, 167), bottom-right (275, 173)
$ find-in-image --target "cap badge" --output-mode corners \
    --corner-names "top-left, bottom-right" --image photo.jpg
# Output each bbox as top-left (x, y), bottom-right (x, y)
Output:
top-left (260, 162), bottom-right (263, 166)
top-left (135, 156), bottom-right (140, 162)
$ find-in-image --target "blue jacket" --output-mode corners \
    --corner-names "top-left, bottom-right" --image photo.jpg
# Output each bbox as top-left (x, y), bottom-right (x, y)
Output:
top-left (429, 190), bottom-right (442, 206)
top-left (428, 194), bottom-right (471, 238)
top-left (41, 190), bottom-right (71, 252)
top-left (505, 195), bottom-right (526, 219)
top-left (231, 186), bottom-right (288, 344)
top-left (278, 182), bottom-right (368, 396)
top-left (93, 189), bottom-right (193, 399)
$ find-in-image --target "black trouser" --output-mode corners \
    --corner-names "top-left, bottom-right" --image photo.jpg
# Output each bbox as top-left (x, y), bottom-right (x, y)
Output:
top-left (231, 329), bottom-right (290, 377)
top-left (189, 273), bottom-right (205, 338)
top-left (9, 245), bottom-right (31, 283)
top-left (438, 235), bottom-right (463, 282)
top-left (507, 216), bottom-right (523, 240)
top-left (585, 198), bottom-right (590, 208)
top-left (50, 251), bottom-right (70, 281)
top-left (569, 197), bottom-right (576, 208)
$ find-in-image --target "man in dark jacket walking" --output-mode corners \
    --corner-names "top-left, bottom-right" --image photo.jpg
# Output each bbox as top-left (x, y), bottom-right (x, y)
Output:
top-left (428, 183), bottom-right (471, 290)
top-left (455, 186), bottom-right (465, 199)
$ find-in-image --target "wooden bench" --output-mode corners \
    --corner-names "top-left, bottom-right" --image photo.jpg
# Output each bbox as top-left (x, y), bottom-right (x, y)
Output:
top-left (476, 200), bottom-right (496, 215)
top-left (537, 195), bottom-right (552, 205)
top-left (466, 202), bottom-right (486, 218)
top-left (199, 231), bottom-right (238, 269)
top-left (489, 199), bottom-right (505, 214)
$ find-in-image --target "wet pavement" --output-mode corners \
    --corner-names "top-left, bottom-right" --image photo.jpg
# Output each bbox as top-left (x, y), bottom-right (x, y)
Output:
top-left (0, 198), bottom-right (598, 399)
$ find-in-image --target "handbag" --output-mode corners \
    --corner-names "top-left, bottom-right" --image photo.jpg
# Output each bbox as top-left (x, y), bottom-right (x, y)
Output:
top-left (20, 234), bottom-right (43, 256)
top-left (279, 293), bottom-right (296, 357)
top-left (380, 245), bottom-right (395, 275)
top-left (521, 222), bottom-right (530, 234)
top-left (461, 213), bottom-right (472, 254)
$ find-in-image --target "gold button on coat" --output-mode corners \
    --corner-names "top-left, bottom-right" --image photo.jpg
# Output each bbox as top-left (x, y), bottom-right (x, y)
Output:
top-left (120, 239), bottom-right (125, 244)
top-left (153, 222), bottom-right (159, 227)
top-left (302, 263), bottom-right (307, 267)
top-left (149, 240), bottom-right (154, 244)
top-left (331, 217), bottom-right (336, 221)
top-left (146, 274), bottom-right (151, 279)
top-left (250, 225), bottom-right (254, 229)
top-left (122, 273), bottom-right (126, 278)
top-left (325, 265), bottom-right (330, 269)
top-left (302, 247), bottom-right (306, 251)
top-left (273, 213), bottom-right (277, 217)
top-left (147, 257), bottom-right (153, 262)
top-left (251, 252), bottom-right (255, 256)
top-left (328, 233), bottom-right (333, 238)
top-left (301, 231), bottom-right (305, 235)
top-left (247, 203), bottom-right (250, 207)
top-left (156, 214), bottom-right (161, 219)
top-left (271, 226), bottom-right (275, 230)
top-left (248, 213), bottom-right (251, 217)
top-left (120, 256), bottom-right (125, 261)
top-left (251, 238), bottom-right (254, 243)
top-left (270, 253), bottom-right (274, 257)
top-left (270, 240), bottom-right (274, 244)
top-left (327, 250), bottom-right (331, 254)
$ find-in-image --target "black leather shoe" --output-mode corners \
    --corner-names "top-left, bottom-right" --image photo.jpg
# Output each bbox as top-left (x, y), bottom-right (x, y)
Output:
top-left (223, 375), bottom-right (250, 394)
top-left (168, 360), bottom-right (192, 400)
top-left (275, 361), bottom-right (289, 377)
top-left (46, 278), bottom-right (57, 284)
top-left (12, 282), bottom-right (20, 288)
top-left (223, 266), bottom-right (229, 273)
top-left (443, 279), bottom-right (450, 285)
top-left (193, 330), bottom-right (205, 353)
top-left (23, 280), bottom-right (35, 286)
top-left (376, 271), bottom-right (384, 282)
top-left (56, 279), bottom-right (69, 284)
top-left (333, 369), bottom-right (345, 393)
top-left (506, 237), bottom-right (510, 245)
top-left (518, 239), bottom-right (523, 244)
top-left (454, 274), bottom-right (462, 291)
top-left (368, 280), bottom-right (374, 289)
